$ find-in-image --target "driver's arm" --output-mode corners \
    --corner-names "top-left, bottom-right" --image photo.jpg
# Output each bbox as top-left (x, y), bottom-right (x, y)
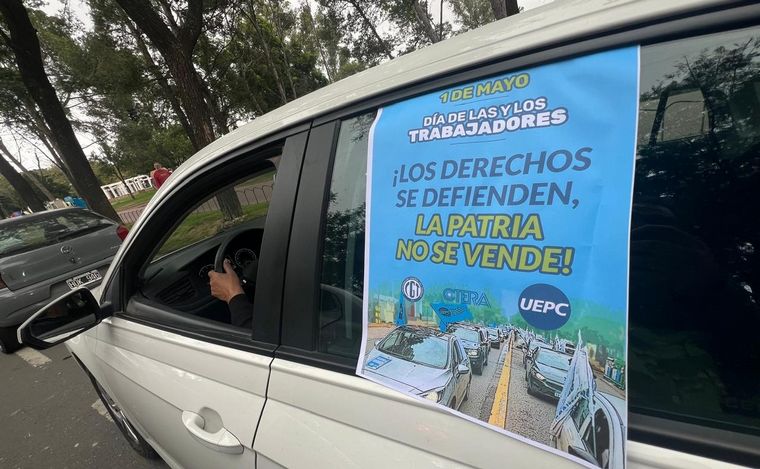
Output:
top-left (208, 259), bottom-right (252, 328)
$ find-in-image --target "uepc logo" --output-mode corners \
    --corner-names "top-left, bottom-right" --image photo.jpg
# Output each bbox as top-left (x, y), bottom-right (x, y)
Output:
top-left (518, 283), bottom-right (571, 330)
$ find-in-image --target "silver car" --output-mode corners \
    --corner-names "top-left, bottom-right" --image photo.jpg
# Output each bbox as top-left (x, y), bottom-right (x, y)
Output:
top-left (552, 391), bottom-right (626, 469)
top-left (364, 325), bottom-right (472, 410)
top-left (0, 208), bottom-right (126, 352)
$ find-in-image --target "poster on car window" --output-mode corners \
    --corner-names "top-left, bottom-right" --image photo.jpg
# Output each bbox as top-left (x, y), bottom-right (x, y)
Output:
top-left (359, 46), bottom-right (639, 468)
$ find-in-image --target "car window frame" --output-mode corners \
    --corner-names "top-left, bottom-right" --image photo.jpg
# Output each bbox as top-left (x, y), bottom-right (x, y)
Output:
top-left (273, 6), bottom-right (760, 466)
top-left (106, 128), bottom-right (309, 355)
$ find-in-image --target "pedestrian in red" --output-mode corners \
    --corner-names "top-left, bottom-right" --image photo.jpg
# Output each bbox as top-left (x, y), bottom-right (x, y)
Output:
top-left (150, 162), bottom-right (171, 189)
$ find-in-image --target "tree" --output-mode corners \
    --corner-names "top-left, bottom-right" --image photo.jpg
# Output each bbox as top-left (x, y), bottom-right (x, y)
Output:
top-left (449, 0), bottom-right (495, 32)
top-left (0, 0), bottom-right (118, 220)
top-left (114, 0), bottom-right (243, 220)
top-left (0, 152), bottom-right (45, 211)
top-left (489, 0), bottom-right (519, 19)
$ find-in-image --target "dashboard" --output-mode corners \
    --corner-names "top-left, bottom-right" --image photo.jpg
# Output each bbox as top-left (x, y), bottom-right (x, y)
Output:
top-left (139, 220), bottom-right (265, 324)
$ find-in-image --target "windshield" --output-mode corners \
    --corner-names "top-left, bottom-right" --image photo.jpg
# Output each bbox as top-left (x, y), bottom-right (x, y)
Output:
top-left (450, 327), bottom-right (479, 344)
top-left (0, 211), bottom-right (110, 257)
top-left (379, 329), bottom-right (449, 369)
top-left (537, 350), bottom-right (571, 371)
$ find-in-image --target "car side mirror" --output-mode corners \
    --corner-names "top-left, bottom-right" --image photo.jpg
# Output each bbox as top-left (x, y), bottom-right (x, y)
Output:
top-left (18, 288), bottom-right (101, 350)
top-left (457, 363), bottom-right (469, 375)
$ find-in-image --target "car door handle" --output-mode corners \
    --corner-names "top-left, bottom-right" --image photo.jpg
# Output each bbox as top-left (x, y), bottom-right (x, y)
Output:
top-left (181, 410), bottom-right (244, 454)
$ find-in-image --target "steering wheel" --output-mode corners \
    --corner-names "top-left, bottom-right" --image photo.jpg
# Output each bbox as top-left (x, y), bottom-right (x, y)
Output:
top-left (213, 232), bottom-right (259, 297)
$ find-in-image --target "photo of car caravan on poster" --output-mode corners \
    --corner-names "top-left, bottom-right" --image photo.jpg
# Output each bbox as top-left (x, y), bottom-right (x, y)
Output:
top-left (358, 47), bottom-right (639, 469)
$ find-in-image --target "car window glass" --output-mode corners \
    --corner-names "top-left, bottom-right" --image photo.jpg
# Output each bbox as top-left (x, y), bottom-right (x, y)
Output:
top-left (317, 113), bottom-right (373, 357)
top-left (0, 210), bottom-right (109, 257)
top-left (378, 328), bottom-right (449, 369)
top-left (572, 397), bottom-right (590, 428)
top-left (314, 26), bottom-right (760, 445)
top-left (153, 167), bottom-right (276, 259)
top-left (138, 162), bottom-right (278, 329)
top-left (631, 26), bottom-right (760, 436)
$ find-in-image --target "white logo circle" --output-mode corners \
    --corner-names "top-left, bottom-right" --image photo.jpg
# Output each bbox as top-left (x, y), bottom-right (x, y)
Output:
top-left (401, 277), bottom-right (424, 302)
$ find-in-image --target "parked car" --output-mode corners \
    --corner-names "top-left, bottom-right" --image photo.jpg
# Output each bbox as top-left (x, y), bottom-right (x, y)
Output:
top-left (525, 348), bottom-right (571, 400)
top-left (552, 391), bottom-right (626, 469)
top-left (487, 328), bottom-right (501, 348)
top-left (363, 325), bottom-right (471, 410)
top-left (14, 1), bottom-right (760, 467)
top-left (523, 339), bottom-right (553, 369)
top-left (0, 208), bottom-right (126, 352)
top-left (447, 323), bottom-right (489, 374)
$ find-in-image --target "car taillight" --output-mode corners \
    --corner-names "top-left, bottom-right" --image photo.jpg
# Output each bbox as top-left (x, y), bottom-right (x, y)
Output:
top-left (116, 224), bottom-right (129, 241)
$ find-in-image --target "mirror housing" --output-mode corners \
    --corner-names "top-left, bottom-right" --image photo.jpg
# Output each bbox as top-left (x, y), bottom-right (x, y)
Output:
top-left (17, 287), bottom-right (102, 350)
top-left (457, 363), bottom-right (470, 375)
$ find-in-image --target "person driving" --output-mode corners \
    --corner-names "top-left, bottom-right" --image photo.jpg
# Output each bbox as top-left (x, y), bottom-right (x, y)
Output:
top-left (208, 259), bottom-right (253, 328)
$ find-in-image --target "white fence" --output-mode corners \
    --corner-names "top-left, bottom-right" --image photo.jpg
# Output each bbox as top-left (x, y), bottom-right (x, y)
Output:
top-left (101, 175), bottom-right (153, 200)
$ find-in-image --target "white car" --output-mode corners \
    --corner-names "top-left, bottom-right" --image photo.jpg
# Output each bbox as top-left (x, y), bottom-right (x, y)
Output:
top-left (17, 0), bottom-right (760, 467)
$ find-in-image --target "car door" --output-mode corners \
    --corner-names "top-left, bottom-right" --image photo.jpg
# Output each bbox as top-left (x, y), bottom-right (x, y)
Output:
top-left (89, 131), bottom-right (307, 469)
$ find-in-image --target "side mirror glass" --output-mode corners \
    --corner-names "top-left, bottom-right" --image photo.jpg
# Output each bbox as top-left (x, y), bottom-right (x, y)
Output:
top-left (18, 288), bottom-right (101, 350)
top-left (457, 363), bottom-right (469, 375)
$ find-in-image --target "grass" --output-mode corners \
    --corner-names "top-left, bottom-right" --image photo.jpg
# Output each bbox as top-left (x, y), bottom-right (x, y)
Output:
top-left (156, 202), bottom-right (270, 257)
top-left (110, 188), bottom-right (157, 211)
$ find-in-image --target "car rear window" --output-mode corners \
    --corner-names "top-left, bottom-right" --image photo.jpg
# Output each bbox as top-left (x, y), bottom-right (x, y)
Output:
top-left (0, 210), bottom-right (111, 257)
top-left (379, 329), bottom-right (449, 369)
top-left (450, 327), bottom-right (479, 343)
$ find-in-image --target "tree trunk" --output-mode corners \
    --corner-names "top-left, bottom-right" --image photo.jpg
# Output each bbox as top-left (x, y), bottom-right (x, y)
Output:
top-left (412, 1), bottom-right (440, 43)
top-left (490, 0), bottom-right (519, 19)
top-left (0, 155), bottom-right (46, 211)
top-left (0, 138), bottom-right (54, 200)
top-left (247, 4), bottom-right (289, 105)
top-left (126, 19), bottom-right (201, 150)
top-left (269, 0), bottom-right (298, 100)
top-left (114, 0), bottom-right (242, 220)
top-left (0, 0), bottom-right (119, 220)
top-left (346, 0), bottom-right (394, 60)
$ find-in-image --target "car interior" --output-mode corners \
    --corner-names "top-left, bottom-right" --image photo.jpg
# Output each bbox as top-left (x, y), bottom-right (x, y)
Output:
top-left (136, 162), bottom-right (277, 328)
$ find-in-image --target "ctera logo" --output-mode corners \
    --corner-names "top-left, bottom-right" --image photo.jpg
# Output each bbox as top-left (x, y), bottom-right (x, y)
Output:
top-left (518, 283), bottom-right (571, 330)
top-left (443, 288), bottom-right (491, 307)
top-left (401, 277), bottom-right (424, 302)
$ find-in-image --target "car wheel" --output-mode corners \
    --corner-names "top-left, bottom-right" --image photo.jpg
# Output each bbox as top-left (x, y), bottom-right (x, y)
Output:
top-left (92, 380), bottom-right (159, 459)
top-left (0, 326), bottom-right (21, 354)
top-left (473, 361), bottom-right (483, 375)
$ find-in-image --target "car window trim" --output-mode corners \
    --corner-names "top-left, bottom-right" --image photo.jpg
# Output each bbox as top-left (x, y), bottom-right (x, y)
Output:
top-left (114, 128), bottom-right (309, 352)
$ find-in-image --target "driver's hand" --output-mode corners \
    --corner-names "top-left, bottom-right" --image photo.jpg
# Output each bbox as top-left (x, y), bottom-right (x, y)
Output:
top-left (208, 259), bottom-right (244, 303)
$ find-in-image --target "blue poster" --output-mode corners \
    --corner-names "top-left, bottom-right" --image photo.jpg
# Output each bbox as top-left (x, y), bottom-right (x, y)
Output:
top-left (359, 47), bottom-right (639, 469)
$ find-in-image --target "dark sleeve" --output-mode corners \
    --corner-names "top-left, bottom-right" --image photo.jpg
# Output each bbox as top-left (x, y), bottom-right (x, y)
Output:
top-left (228, 294), bottom-right (253, 329)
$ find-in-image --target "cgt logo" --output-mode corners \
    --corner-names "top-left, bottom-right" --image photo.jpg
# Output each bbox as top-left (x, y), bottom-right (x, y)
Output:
top-left (518, 283), bottom-right (571, 330)
top-left (443, 288), bottom-right (491, 307)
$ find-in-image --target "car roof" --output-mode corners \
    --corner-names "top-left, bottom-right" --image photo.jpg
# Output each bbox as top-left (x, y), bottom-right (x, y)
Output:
top-left (152, 0), bottom-right (717, 204)
top-left (0, 207), bottom-right (90, 226)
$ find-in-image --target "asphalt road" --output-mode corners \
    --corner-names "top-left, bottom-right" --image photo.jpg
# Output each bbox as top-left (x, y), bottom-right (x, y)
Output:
top-left (506, 345), bottom-right (556, 446)
top-left (0, 344), bottom-right (166, 469)
top-left (459, 342), bottom-right (506, 420)
top-left (505, 344), bottom-right (627, 448)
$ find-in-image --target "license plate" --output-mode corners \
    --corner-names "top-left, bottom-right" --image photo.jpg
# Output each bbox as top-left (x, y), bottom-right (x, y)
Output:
top-left (66, 270), bottom-right (102, 289)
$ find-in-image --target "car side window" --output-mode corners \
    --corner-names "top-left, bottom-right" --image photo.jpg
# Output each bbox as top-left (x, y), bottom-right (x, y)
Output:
top-left (631, 26), bottom-right (760, 437)
top-left (317, 113), bottom-right (373, 357)
top-left (313, 25), bottom-right (760, 452)
top-left (136, 161), bottom-right (278, 329)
